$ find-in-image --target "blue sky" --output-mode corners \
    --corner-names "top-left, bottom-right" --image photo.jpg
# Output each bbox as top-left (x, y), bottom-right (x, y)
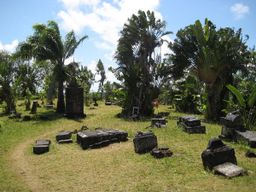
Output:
top-left (0, 0), bottom-right (255, 89)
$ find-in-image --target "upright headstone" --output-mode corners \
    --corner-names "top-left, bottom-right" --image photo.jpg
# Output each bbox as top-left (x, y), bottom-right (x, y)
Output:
top-left (31, 101), bottom-right (38, 114)
top-left (66, 87), bottom-right (85, 118)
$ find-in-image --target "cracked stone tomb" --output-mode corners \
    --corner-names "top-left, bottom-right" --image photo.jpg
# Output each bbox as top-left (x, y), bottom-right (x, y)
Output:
top-left (77, 128), bottom-right (128, 149)
top-left (201, 138), bottom-right (246, 178)
top-left (219, 111), bottom-right (256, 148)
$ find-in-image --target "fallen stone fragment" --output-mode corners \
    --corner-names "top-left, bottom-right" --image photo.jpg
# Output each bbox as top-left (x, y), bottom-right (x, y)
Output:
top-left (56, 131), bottom-right (72, 142)
top-left (33, 144), bottom-right (49, 154)
top-left (151, 147), bottom-right (173, 158)
top-left (235, 130), bottom-right (256, 148)
top-left (57, 139), bottom-right (73, 144)
top-left (213, 162), bottom-right (246, 178)
top-left (245, 150), bottom-right (256, 158)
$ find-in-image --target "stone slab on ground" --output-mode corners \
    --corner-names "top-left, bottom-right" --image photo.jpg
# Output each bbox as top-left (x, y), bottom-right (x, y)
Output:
top-left (235, 130), bottom-right (256, 148)
top-left (213, 162), bottom-right (246, 178)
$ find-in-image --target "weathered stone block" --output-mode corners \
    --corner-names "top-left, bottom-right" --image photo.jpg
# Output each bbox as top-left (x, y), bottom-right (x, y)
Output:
top-left (151, 118), bottom-right (167, 128)
top-left (31, 101), bottom-right (38, 114)
top-left (66, 87), bottom-right (85, 118)
top-left (235, 130), bottom-right (256, 148)
top-left (151, 147), bottom-right (173, 158)
top-left (56, 131), bottom-right (72, 142)
top-left (177, 116), bottom-right (205, 133)
top-left (133, 131), bottom-right (157, 154)
top-left (201, 138), bottom-right (237, 170)
top-left (77, 129), bottom-right (128, 149)
top-left (220, 112), bottom-right (243, 128)
top-left (213, 162), bottom-right (246, 178)
top-left (33, 144), bottom-right (49, 154)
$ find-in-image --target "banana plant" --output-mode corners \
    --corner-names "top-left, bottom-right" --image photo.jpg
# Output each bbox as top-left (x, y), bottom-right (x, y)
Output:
top-left (227, 84), bottom-right (256, 130)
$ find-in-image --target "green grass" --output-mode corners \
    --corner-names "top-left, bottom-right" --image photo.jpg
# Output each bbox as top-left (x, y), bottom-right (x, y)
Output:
top-left (0, 102), bottom-right (256, 192)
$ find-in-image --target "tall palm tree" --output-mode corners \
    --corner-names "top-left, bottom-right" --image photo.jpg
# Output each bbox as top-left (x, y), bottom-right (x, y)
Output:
top-left (17, 20), bottom-right (87, 113)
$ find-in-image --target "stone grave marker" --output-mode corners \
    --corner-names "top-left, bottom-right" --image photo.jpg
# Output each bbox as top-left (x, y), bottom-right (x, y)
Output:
top-left (133, 131), bottom-right (157, 154)
top-left (30, 101), bottom-right (38, 114)
top-left (66, 87), bottom-right (85, 118)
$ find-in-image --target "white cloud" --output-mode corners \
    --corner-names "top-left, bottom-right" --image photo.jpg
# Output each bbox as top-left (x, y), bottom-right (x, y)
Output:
top-left (230, 3), bottom-right (249, 20)
top-left (58, 0), bottom-right (162, 49)
top-left (0, 40), bottom-right (19, 53)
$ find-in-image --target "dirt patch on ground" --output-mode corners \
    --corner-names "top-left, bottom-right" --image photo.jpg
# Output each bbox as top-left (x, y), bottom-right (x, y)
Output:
top-left (8, 129), bottom-right (59, 192)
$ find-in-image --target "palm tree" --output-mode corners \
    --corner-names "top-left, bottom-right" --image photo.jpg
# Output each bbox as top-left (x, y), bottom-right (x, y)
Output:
top-left (115, 10), bottom-right (171, 116)
top-left (17, 20), bottom-right (87, 113)
top-left (169, 19), bottom-right (250, 121)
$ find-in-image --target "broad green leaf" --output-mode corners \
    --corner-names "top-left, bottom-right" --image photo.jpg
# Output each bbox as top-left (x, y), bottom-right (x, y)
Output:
top-left (248, 86), bottom-right (256, 107)
top-left (226, 84), bottom-right (246, 107)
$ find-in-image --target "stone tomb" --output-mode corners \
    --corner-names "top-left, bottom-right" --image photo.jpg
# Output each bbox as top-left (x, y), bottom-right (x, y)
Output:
top-left (65, 87), bottom-right (85, 118)
top-left (33, 139), bottom-right (51, 154)
top-left (219, 111), bottom-right (256, 148)
top-left (201, 138), bottom-right (246, 178)
top-left (177, 116), bottom-right (206, 134)
top-left (77, 128), bottom-right (128, 149)
top-left (201, 138), bottom-right (237, 170)
top-left (219, 111), bottom-right (244, 140)
top-left (133, 131), bottom-right (158, 154)
top-left (151, 117), bottom-right (167, 128)
top-left (56, 131), bottom-right (73, 144)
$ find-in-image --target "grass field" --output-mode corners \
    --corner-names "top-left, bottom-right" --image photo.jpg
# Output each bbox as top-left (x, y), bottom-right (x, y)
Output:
top-left (0, 102), bottom-right (256, 192)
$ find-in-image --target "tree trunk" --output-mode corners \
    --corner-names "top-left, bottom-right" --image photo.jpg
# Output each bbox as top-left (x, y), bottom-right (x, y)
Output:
top-left (56, 80), bottom-right (65, 113)
top-left (205, 79), bottom-right (224, 122)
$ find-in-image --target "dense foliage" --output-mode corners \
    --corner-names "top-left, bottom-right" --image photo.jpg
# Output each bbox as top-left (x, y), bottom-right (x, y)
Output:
top-left (115, 10), bottom-right (171, 116)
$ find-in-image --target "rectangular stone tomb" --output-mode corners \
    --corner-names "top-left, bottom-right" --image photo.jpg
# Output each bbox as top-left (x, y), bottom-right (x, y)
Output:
top-left (77, 129), bottom-right (128, 149)
top-left (151, 118), bottom-right (167, 128)
top-left (177, 116), bottom-right (205, 134)
top-left (213, 162), bottom-right (246, 178)
top-left (33, 139), bottom-right (51, 154)
top-left (201, 138), bottom-right (237, 170)
top-left (220, 112), bottom-right (243, 128)
top-left (133, 131), bottom-right (158, 154)
top-left (56, 131), bottom-right (73, 143)
top-left (105, 101), bottom-right (112, 105)
top-left (235, 130), bottom-right (256, 148)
